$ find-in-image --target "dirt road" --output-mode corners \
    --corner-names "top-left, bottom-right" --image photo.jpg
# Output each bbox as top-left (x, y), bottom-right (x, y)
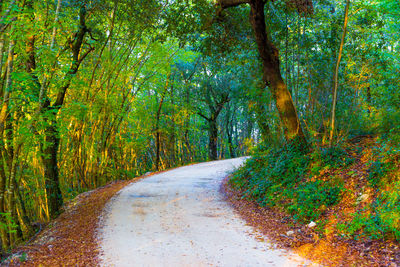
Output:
top-left (99, 158), bottom-right (309, 267)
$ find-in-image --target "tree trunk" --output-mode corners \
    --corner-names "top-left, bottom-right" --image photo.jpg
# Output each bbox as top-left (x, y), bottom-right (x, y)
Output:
top-left (0, 147), bottom-right (7, 252)
top-left (295, 13), bottom-right (300, 107)
top-left (225, 104), bottom-right (235, 158)
top-left (6, 143), bottom-right (20, 247)
top-left (39, 5), bottom-right (91, 219)
top-left (329, 0), bottom-right (350, 147)
top-left (40, 108), bottom-right (63, 219)
top-left (249, 0), bottom-right (306, 146)
top-left (155, 79), bottom-right (168, 171)
top-left (253, 85), bottom-right (271, 142)
top-left (38, 0), bottom-right (62, 109)
top-left (0, 33), bottom-right (5, 97)
top-left (0, 36), bottom-right (15, 253)
top-left (208, 119), bottom-right (218, 160)
top-left (3, 42), bottom-right (16, 245)
top-left (285, 12), bottom-right (289, 87)
top-left (183, 84), bottom-right (191, 162)
top-left (227, 124), bottom-right (235, 158)
top-left (169, 83), bottom-right (176, 167)
top-left (15, 185), bottom-right (33, 240)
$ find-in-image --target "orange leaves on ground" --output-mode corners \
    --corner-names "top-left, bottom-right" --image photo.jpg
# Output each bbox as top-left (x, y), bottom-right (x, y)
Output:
top-left (8, 180), bottom-right (131, 266)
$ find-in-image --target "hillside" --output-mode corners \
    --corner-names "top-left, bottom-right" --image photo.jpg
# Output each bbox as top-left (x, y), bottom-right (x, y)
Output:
top-left (225, 136), bottom-right (400, 266)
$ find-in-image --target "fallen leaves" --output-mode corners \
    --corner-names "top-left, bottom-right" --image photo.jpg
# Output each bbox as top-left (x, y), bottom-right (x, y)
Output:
top-left (6, 180), bottom-right (131, 266)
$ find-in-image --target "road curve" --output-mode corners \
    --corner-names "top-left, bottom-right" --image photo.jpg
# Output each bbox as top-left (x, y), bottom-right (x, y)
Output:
top-left (99, 158), bottom-right (309, 267)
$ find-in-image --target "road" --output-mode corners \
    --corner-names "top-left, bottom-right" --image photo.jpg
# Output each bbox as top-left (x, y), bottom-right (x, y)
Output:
top-left (99, 158), bottom-right (309, 267)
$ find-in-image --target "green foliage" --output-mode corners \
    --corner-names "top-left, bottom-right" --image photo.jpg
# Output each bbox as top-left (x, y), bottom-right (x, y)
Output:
top-left (367, 140), bottom-right (400, 187)
top-left (341, 189), bottom-right (400, 241)
top-left (18, 252), bottom-right (27, 262)
top-left (289, 180), bottom-right (343, 221)
top-left (0, 213), bottom-right (18, 235)
top-left (310, 145), bottom-right (354, 174)
top-left (230, 144), bottom-right (348, 222)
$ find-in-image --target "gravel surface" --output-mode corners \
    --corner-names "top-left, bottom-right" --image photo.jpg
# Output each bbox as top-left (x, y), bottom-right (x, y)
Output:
top-left (99, 158), bottom-right (311, 267)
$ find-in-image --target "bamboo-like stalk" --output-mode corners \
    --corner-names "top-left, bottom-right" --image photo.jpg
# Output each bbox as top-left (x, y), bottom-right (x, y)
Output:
top-left (329, 0), bottom-right (350, 147)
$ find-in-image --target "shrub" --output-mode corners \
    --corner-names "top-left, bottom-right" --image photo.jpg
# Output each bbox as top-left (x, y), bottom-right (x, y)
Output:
top-left (367, 140), bottom-right (399, 187)
top-left (230, 143), bottom-right (346, 222)
top-left (310, 145), bottom-right (354, 175)
top-left (289, 180), bottom-right (343, 222)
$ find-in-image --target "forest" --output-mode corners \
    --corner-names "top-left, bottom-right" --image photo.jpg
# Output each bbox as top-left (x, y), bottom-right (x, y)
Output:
top-left (0, 0), bottom-right (399, 264)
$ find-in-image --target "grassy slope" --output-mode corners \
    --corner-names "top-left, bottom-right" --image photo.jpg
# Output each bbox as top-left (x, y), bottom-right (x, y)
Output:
top-left (225, 136), bottom-right (400, 266)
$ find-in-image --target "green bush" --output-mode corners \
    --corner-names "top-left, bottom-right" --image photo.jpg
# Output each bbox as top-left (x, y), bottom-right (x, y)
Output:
top-left (368, 159), bottom-right (388, 186)
top-left (367, 140), bottom-right (399, 187)
top-left (310, 145), bottom-right (354, 175)
top-left (230, 143), bottom-right (347, 223)
top-left (289, 180), bottom-right (343, 221)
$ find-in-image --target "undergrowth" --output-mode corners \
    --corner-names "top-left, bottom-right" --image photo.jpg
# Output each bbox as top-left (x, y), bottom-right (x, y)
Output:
top-left (230, 143), bottom-right (351, 223)
top-left (230, 136), bottom-right (400, 242)
top-left (343, 134), bottom-right (400, 241)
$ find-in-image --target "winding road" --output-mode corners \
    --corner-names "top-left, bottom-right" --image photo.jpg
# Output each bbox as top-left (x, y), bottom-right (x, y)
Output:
top-left (99, 158), bottom-right (309, 267)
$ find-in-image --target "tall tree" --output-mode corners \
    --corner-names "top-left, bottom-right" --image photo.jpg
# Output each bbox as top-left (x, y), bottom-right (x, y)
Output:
top-left (197, 83), bottom-right (230, 160)
top-left (217, 0), bottom-right (309, 146)
top-left (39, 4), bottom-right (93, 219)
top-left (329, 0), bottom-right (350, 147)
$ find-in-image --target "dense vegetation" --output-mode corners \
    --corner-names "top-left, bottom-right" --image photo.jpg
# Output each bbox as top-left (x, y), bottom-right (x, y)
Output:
top-left (0, 0), bottom-right (398, 259)
top-left (226, 0), bottom-right (400, 244)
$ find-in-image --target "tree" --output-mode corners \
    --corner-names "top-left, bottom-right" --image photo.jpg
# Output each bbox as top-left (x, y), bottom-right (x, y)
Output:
top-left (37, 4), bottom-right (93, 219)
top-left (329, 0), bottom-right (350, 147)
top-left (217, 0), bottom-right (309, 146)
top-left (197, 69), bottom-right (230, 160)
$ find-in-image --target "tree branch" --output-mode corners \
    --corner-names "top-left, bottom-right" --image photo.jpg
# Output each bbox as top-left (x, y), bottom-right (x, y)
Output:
top-left (217, 0), bottom-right (249, 9)
top-left (0, 0), bottom-right (16, 33)
top-left (53, 5), bottom-right (91, 109)
top-left (215, 94), bottom-right (230, 116)
top-left (197, 111), bottom-right (210, 121)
